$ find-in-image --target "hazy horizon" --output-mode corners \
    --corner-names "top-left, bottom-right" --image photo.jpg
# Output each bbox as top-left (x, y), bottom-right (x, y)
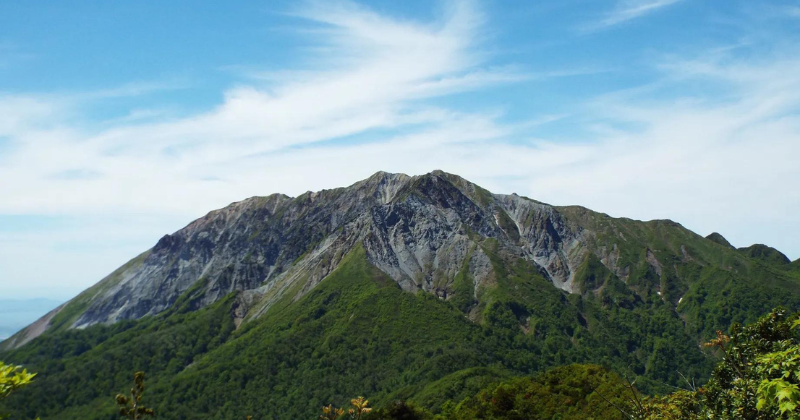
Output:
top-left (0, 299), bottom-right (64, 341)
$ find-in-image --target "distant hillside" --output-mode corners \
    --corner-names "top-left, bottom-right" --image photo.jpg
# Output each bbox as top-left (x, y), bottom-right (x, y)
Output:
top-left (2, 171), bottom-right (798, 420)
top-left (738, 243), bottom-right (791, 265)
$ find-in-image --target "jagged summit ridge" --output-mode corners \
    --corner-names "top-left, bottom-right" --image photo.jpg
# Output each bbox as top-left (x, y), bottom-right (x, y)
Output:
top-left (9, 172), bottom-right (580, 339)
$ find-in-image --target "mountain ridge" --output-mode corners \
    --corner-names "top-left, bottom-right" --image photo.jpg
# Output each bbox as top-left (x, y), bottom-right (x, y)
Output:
top-left (4, 170), bottom-right (797, 350)
top-left (3, 170), bottom-right (800, 420)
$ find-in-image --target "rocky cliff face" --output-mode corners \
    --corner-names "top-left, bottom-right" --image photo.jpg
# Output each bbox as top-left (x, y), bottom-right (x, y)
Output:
top-left (5, 170), bottom-right (791, 349)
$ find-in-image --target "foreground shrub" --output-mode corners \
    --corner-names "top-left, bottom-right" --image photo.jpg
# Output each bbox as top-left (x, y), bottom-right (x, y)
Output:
top-left (115, 372), bottom-right (154, 420)
top-left (0, 361), bottom-right (35, 420)
top-left (635, 308), bottom-right (800, 419)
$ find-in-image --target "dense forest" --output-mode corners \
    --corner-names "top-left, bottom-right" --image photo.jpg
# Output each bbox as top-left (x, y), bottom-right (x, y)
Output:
top-left (2, 243), bottom-right (800, 419)
top-left (5, 308), bottom-right (800, 419)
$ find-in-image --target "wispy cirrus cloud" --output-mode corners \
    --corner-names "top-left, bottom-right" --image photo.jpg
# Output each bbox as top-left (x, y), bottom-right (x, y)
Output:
top-left (0, 0), bottom-right (521, 217)
top-left (583, 0), bottom-right (685, 32)
top-left (0, 41), bottom-right (36, 68)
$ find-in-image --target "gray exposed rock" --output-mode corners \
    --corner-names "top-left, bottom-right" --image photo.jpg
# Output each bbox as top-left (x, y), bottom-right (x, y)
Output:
top-left (62, 171), bottom-right (588, 330)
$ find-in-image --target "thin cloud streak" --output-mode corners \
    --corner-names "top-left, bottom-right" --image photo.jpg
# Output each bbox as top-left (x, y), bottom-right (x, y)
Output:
top-left (583, 0), bottom-right (685, 32)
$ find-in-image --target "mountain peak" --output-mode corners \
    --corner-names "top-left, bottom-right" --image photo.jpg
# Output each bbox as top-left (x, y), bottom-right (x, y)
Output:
top-left (355, 171), bottom-right (412, 204)
top-left (738, 244), bottom-right (791, 265)
top-left (706, 232), bottom-right (734, 249)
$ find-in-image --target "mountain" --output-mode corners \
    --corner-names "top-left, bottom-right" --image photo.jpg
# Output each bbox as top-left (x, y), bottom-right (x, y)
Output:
top-left (2, 170), bottom-right (799, 420)
top-left (705, 232), bottom-right (734, 249)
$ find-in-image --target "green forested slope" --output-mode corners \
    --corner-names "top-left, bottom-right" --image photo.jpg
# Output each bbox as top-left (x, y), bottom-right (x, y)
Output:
top-left (0, 245), bottom-right (731, 419)
top-left (558, 206), bottom-right (800, 340)
top-left (2, 288), bottom-right (236, 420)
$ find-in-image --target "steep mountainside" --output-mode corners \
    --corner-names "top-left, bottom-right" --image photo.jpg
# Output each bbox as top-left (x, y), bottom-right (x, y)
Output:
top-left (2, 171), bottom-right (799, 420)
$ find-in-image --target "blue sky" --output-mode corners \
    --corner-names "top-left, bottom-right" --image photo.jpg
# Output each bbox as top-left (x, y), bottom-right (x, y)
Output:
top-left (1, 0), bottom-right (799, 300)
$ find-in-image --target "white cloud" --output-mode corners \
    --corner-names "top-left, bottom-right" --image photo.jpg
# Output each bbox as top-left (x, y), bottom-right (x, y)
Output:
top-left (0, 95), bottom-right (64, 136)
top-left (0, 0), bottom-right (514, 215)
